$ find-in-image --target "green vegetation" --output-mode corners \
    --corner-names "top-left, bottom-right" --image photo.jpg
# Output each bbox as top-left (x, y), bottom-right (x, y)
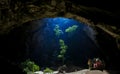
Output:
top-left (53, 24), bottom-right (78, 64)
top-left (43, 67), bottom-right (53, 74)
top-left (58, 39), bottom-right (68, 64)
top-left (65, 25), bottom-right (78, 33)
top-left (54, 25), bottom-right (63, 36)
top-left (21, 59), bottom-right (40, 73)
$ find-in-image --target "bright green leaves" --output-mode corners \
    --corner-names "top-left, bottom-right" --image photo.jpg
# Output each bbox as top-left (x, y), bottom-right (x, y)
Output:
top-left (58, 54), bottom-right (64, 58)
top-left (32, 64), bottom-right (40, 72)
top-left (54, 24), bottom-right (78, 64)
top-left (58, 39), bottom-right (68, 64)
top-left (60, 45), bottom-right (67, 50)
top-left (59, 39), bottom-right (67, 54)
top-left (65, 25), bottom-right (78, 33)
top-left (54, 25), bottom-right (63, 36)
top-left (43, 67), bottom-right (53, 74)
top-left (60, 48), bottom-right (66, 54)
top-left (59, 39), bottom-right (68, 51)
top-left (21, 59), bottom-right (40, 73)
top-left (59, 39), bottom-right (65, 46)
top-left (54, 25), bottom-right (78, 37)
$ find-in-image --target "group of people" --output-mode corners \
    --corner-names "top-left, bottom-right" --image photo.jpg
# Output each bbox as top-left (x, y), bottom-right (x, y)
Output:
top-left (88, 58), bottom-right (105, 71)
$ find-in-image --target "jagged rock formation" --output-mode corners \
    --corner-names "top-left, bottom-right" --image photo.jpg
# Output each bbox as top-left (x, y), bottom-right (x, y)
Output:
top-left (0, 0), bottom-right (120, 34)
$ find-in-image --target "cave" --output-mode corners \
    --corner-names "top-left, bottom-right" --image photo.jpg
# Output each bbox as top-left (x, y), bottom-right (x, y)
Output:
top-left (0, 17), bottom-right (120, 72)
top-left (0, 0), bottom-right (120, 73)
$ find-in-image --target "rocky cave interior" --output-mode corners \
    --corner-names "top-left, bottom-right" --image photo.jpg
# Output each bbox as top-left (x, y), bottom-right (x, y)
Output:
top-left (0, 0), bottom-right (120, 74)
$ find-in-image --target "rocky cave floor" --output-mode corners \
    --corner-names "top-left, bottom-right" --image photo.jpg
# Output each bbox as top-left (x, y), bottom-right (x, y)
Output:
top-left (36, 65), bottom-right (120, 74)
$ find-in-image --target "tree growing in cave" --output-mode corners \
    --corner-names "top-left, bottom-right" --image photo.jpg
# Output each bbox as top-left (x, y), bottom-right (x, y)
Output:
top-left (58, 39), bottom-right (68, 64)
